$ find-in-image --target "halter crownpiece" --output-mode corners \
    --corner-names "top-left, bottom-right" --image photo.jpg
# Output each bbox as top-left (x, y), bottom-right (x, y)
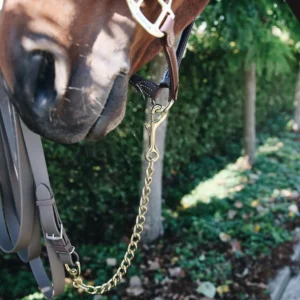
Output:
top-left (126, 0), bottom-right (175, 38)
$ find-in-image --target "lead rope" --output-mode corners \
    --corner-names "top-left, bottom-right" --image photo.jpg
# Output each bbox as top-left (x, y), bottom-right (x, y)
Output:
top-left (65, 100), bottom-right (174, 295)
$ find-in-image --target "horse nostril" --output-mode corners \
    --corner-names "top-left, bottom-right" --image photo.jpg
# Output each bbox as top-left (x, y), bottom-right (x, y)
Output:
top-left (29, 51), bottom-right (57, 111)
top-left (13, 36), bottom-right (70, 117)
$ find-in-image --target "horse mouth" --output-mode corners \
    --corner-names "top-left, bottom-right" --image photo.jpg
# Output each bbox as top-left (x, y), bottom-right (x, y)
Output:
top-left (86, 74), bottom-right (128, 141)
top-left (2, 71), bottom-right (129, 144)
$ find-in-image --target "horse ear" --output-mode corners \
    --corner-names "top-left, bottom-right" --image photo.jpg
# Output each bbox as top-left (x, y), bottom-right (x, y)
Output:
top-left (173, 0), bottom-right (209, 35)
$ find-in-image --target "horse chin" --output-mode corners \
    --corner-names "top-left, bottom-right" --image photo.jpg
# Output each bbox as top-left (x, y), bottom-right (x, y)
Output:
top-left (85, 97), bottom-right (126, 142)
top-left (2, 72), bottom-right (129, 144)
top-left (86, 112), bottom-right (123, 142)
top-left (85, 74), bottom-right (128, 142)
top-left (35, 73), bottom-right (128, 144)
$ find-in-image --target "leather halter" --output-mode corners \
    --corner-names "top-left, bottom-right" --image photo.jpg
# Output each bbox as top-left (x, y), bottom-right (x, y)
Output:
top-left (0, 2), bottom-right (194, 298)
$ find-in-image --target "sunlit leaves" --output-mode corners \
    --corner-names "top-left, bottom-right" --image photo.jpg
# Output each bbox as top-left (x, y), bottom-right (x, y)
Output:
top-left (191, 0), bottom-right (299, 74)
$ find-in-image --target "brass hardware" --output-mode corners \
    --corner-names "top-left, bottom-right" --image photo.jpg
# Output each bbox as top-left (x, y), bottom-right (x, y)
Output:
top-left (65, 101), bottom-right (173, 295)
top-left (146, 100), bottom-right (174, 162)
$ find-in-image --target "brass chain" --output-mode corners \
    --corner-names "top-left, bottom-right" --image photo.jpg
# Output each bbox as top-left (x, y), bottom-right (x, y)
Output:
top-left (65, 100), bottom-right (174, 295)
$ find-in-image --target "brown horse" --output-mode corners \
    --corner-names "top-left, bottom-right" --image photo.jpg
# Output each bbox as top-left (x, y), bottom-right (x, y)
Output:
top-left (0, 1), bottom-right (299, 145)
top-left (0, 0), bottom-right (209, 144)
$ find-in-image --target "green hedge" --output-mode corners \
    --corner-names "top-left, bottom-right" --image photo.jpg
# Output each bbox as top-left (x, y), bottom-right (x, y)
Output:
top-left (0, 48), bottom-right (296, 299)
top-left (40, 49), bottom-right (296, 244)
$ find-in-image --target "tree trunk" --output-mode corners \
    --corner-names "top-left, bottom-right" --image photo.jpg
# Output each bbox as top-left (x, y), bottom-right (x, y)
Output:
top-left (293, 67), bottom-right (300, 132)
top-left (244, 63), bottom-right (256, 167)
top-left (141, 53), bottom-right (168, 244)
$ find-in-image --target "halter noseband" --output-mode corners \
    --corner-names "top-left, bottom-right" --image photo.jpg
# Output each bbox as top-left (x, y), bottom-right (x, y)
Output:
top-left (127, 0), bottom-right (175, 38)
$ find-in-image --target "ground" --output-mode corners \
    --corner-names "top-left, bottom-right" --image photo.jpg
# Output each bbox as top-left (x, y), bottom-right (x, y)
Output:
top-left (2, 119), bottom-right (300, 300)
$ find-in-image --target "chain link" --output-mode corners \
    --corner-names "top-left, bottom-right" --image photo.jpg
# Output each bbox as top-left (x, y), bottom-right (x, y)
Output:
top-left (65, 101), bottom-right (174, 295)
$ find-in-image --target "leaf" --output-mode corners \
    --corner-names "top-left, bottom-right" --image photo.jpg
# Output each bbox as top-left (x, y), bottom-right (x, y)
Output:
top-left (148, 260), bottom-right (160, 271)
top-left (254, 224), bottom-right (261, 232)
top-left (234, 201), bottom-right (243, 209)
top-left (126, 286), bottom-right (144, 297)
top-left (217, 285), bottom-right (230, 295)
top-left (289, 211), bottom-right (296, 218)
top-left (168, 267), bottom-right (182, 278)
top-left (106, 258), bottom-right (117, 267)
top-left (196, 281), bottom-right (217, 298)
top-left (230, 240), bottom-right (242, 252)
top-left (289, 204), bottom-right (299, 214)
top-left (251, 200), bottom-right (259, 207)
top-left (219, 232), bottom-right (231, 242)
top-left (228, 210), bottom-right (237, 219)
top-left (199, 254), bottom-right (206, 261)
top-left (126, 276), bottom-right (144, 296)
top-left (129, 276), bottom-right (142, 288)
top-left (235, 185), bottom-right (244, 192)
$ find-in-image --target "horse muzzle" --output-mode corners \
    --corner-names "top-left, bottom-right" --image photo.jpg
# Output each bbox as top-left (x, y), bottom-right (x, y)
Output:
top-left (4, 35), bottom-right (129, 144)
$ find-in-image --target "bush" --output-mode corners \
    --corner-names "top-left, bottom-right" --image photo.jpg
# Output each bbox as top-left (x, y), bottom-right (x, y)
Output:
top-left (40, 49), bottom-right (296, 244)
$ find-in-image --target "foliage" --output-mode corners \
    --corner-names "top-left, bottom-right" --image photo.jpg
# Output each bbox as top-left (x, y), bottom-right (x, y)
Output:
top-left (191, 0), bottom-right (299, 75)
top-left (2, 118), bottom-right (299, 299)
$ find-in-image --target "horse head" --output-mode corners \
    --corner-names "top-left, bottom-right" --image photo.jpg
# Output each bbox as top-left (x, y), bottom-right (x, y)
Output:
top-left (0, 0), bottom-right (208, 144)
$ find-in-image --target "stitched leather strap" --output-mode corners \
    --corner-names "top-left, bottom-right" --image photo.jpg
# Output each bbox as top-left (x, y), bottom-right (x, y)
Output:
top-left (130, 20), bottom-right (194, 101)
top-left (21, 121), bottom-right (78, 265)
top-left (0, 85), bottom-right (77, 298)
top-left (0, 100), bottom-right (39, 262)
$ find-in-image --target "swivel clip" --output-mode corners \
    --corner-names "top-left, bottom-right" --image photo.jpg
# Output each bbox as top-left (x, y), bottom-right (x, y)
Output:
top-left (65, 261), bottom-right (81, 281)
top-left (145, 100), bottom-right (174, 162)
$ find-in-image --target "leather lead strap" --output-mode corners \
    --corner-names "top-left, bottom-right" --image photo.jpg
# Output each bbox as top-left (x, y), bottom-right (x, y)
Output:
top-left (20, 120), bottom-right (78, 267)
top-left (0, 85), bottom-right (76, 298)
top-left (160, 16), bottom-right (179, 100)
top-left (0, 92), bottom-right (41, 263)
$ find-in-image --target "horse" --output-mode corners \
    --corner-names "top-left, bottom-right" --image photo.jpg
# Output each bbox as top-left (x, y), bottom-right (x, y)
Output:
top-left (1, 1), bottom-right (300, 145)
top-left (0, 0), bottom-right (209, 145)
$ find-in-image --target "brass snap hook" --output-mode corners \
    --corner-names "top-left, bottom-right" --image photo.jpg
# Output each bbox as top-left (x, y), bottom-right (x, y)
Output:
top-left (145, 100), bottom-right (174, 162)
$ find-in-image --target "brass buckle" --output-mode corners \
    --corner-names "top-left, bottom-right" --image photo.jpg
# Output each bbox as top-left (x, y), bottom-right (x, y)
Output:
top-left (127, 0), bottom-right (175, 38)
